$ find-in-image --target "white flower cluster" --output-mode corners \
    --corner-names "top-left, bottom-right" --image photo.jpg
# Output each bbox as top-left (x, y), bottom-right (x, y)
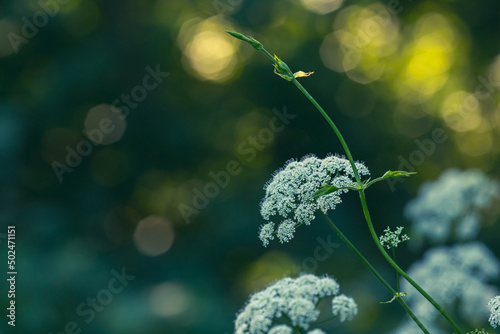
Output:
top-left (488, 295), bottom-right (500, 328)
top-left (259, 155), bottom-right (369, 246)
top-left (234, 274), bottom-right (357, 334)
top-left (405, 169), bottom-right (500, 243)
top-left (393, 242), bottom-right (499, 332)
top-left (331, 294), bottom-right (358, 322)
top-left (379, 226), bottom-right (410, 249)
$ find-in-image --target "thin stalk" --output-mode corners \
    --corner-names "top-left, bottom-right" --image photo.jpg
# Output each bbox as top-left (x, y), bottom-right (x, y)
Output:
top-left (358, 190), bottom-right (463, 333)
top-left (291, 79), bottom-right (362, 186)
top-left (226, 31), bottom-right (463, 333)
top-left (320, 213), bottom-right (429, 333)
top-left (313, 314), bottom-right (336, 326)
top-left (364, 176), bottom-right (386, 188)
top-left (393, 248), bottom-right (401, 293)
top-left (291, 74), bottom-right (463, 334)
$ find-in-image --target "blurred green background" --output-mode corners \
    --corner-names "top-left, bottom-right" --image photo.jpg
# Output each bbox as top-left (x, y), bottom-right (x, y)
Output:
top-left (1, 0), bottom-right (500, 333)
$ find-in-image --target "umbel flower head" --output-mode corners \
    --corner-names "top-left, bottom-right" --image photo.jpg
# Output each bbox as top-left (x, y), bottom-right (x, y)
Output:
top-left (393, 242), bottom-right (499, 333)
top-left (489, 295), bottom-right (500, 328)
top-left (234, 274), bottom-right (357, 334)
top-left (379, 226), bottom-right (410, 250)
top-left (259, 154), bottom-right (369, 246)
top-left (405, 168), bottom-right (500, 244)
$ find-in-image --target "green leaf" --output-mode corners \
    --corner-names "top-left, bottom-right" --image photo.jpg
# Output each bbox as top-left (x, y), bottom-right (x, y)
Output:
top-left (226, 31), bottom-right (263, 50)
top-left (381, 170), bottom-right (417, 179)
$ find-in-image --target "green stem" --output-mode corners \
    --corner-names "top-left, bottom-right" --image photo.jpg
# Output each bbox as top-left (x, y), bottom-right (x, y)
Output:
top-left (226, 31), bottom-right (463, 333)
top-left (291, 73), bottom-right (463, 334)
top-left (393, 248), bottom-right (401, 293)
top-left (313, 314), bottom-right (336, 326)
top-left (260, 48), bottom-right (276, 63)
top-left (364, 176), bottom-right (386, 188)
top-left (357, 191), bottom-right (463, 333)
top-left (291, 79), bottom-right (362, 186)
top-left (320, 213), bottom-right (429, 333)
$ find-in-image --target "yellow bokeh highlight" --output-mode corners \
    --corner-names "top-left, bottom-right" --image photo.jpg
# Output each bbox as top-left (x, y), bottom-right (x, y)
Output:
top-left (300, 0), bottom-right (344, 15)
top-left (402, 38), bottom-right (450, 96)
top-left (495, 104), bottom-right (500, 130)
top-left (396, 13), bottom-right (457, 99)
top-left (455, 122), bottom-right (493, 157)
top-left (440, 91), bottom-right (482, 132)
top-left (488, 55), bottom-right (500, 91)
top-left (345, 53), bottom-right (385, 84)
top-left (178, 17), bottom-right (237, 82)
top-left (320, 3), bottom-right (399, 84)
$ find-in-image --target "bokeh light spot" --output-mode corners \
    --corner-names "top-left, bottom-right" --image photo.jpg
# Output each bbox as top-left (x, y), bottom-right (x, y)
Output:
top-left (321, 4), bottom-right (399, 84)
top-left (178, 18), bottom-right (237, 82)
top-left (300, 0), bottom-right (344, 14)
top-left (84, 104), bottom-right (126, 145)
top-left (489, 55), bottom-right (500, 84)
top-left (441, 91), bottom-right (482, 132)
top-left (455, 125), bottom-right (493, 157)
top-left (395, 12), bottom-right (457, 99)
top-left (149, 282), bottom-right (191, 317)
top-left (133, 215), bottom-right (175, 257)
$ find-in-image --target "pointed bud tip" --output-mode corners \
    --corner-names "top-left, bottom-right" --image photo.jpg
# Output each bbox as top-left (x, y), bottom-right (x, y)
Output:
top-left (226, 30), bottom-right (263, 50)
top-left (226, 30), bottom-right (249, 41)
top-left (382, 170), bottom-right (417, 179)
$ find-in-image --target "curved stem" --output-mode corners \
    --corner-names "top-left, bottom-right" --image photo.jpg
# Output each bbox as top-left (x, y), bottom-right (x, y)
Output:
top-left (292, 79), bottom-right (362, 186)
top-left (393, 248), bottom-right (401, 293)
top-left (320, 213), bottom-right (429, 333)
top-left (364, 176), bottom-right (386, 188)
top-left (357, 191), bottom-right (463, 333)
top-left (291, 75), bottom-right (463, 334)
top-left (226, 32), bottom-right (463, 333)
